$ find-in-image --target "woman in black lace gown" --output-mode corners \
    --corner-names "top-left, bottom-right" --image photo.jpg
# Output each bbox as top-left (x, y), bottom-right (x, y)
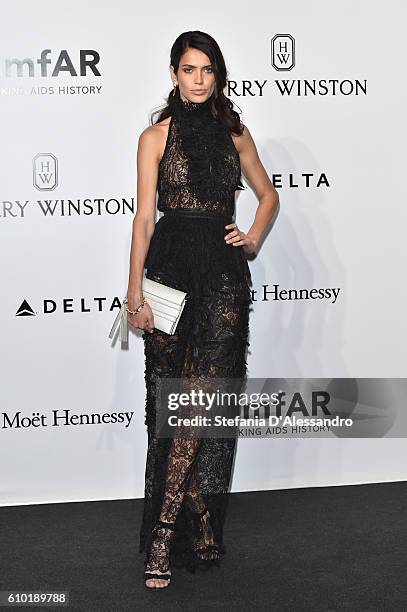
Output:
top-left (126, 31), bottom-right (278, 589)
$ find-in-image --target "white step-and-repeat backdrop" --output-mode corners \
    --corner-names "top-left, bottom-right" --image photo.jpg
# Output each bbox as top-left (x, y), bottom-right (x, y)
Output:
top-left (2, 1), bottom-right (406, 506)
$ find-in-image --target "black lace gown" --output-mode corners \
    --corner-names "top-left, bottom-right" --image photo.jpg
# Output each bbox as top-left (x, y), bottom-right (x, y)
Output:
top-left (139, 87), bottom-right (253, 573)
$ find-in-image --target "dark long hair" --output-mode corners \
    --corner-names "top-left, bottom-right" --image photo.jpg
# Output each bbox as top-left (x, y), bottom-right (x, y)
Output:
top-left (150, 31), bottom-right (243, 136)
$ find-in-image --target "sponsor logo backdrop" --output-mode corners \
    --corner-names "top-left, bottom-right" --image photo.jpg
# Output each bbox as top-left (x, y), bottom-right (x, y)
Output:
top-left (1, 0), bottom-right (406, 505)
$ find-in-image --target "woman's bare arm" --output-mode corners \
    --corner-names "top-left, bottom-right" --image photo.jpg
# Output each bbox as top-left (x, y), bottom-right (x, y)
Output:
top-left (126, 126), bottom-right (160, 312)
top-left (233, 125), bottom-right (279, 253)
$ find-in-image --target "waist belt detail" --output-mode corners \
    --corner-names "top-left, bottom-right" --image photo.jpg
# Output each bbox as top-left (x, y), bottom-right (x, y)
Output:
top-left (162, 209), bottom-right (233, 220)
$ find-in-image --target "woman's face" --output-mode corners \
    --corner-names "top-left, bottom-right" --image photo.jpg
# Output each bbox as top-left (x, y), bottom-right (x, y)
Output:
top-left (170, 47), bottom-right (216, 103)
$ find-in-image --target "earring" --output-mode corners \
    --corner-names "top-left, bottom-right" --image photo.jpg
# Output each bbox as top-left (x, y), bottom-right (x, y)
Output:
top-left (173, 80), bottom-right (178, 90)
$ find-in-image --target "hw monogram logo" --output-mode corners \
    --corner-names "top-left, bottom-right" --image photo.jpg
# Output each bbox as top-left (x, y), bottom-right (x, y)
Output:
top-left (271, 34), bottom-right (295, 71)
top-left (32, 153), bottom-right (58, 191)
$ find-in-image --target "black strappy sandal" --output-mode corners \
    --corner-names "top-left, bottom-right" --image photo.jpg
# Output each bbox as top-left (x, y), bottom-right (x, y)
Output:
top-left (188, 507), bottom-right (220, 566)
top-left (144, 520), bottom-right (175, 590)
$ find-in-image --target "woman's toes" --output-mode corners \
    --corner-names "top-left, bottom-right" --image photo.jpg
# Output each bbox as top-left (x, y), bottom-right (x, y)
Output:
top-left (145, 576), bottom-right (170, 588)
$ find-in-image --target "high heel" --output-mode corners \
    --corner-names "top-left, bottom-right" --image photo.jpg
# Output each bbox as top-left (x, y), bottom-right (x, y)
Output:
top-left (188, 507), bottom-right (220, 566)
top-left (144, 520), bottom-right (175, 589)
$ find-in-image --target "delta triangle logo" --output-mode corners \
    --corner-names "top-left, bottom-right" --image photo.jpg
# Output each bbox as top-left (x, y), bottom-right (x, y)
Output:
top-left (16, 300), bottom-right (36, 317)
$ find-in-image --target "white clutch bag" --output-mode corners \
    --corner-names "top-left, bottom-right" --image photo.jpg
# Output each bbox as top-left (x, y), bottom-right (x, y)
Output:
top-left (108, 273), bottom-right (187, 342)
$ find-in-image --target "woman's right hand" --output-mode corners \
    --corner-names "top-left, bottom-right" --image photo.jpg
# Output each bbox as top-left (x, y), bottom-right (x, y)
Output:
top-left (127, 297), bottom-right (155, 333)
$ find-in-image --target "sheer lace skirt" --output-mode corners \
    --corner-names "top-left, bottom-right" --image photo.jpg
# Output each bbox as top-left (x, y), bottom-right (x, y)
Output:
top-left (139, 214), bottom-right (252, 572)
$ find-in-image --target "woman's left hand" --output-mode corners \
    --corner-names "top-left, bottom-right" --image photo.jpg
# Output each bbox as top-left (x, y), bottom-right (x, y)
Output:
top-left (224, 223), bottom-right (257, 255)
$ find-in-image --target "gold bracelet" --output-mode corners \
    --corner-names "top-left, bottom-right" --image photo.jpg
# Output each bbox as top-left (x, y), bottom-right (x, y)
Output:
top-left (125, 296), bottom-right (146, 315)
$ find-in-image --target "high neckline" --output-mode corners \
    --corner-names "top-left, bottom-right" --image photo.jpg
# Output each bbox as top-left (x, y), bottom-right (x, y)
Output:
top-left (173, 88), bottom-right (214, 117)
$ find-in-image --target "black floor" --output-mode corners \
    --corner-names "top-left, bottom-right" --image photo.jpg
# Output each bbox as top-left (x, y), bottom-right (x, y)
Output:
top-left (1, 482), bottom-right (407, 611)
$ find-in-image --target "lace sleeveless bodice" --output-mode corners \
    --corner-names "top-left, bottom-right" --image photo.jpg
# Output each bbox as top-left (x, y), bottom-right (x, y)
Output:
top-left (157, 88), bottom-right (244, 217)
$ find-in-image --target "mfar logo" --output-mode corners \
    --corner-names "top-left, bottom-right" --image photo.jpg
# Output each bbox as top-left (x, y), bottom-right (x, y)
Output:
top-left (15, 297), bottom-right (119, 317)
top-left (0, 49), bottom-right (101, 78)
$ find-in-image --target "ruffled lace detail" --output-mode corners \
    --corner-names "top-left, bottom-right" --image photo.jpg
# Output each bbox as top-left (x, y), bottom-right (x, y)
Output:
top-left (144, 214), bottom-right (252, 355)
top-left (145, 214), bottom-right (251, 282)
top-left (157, 88), bottom-right (245, 216)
